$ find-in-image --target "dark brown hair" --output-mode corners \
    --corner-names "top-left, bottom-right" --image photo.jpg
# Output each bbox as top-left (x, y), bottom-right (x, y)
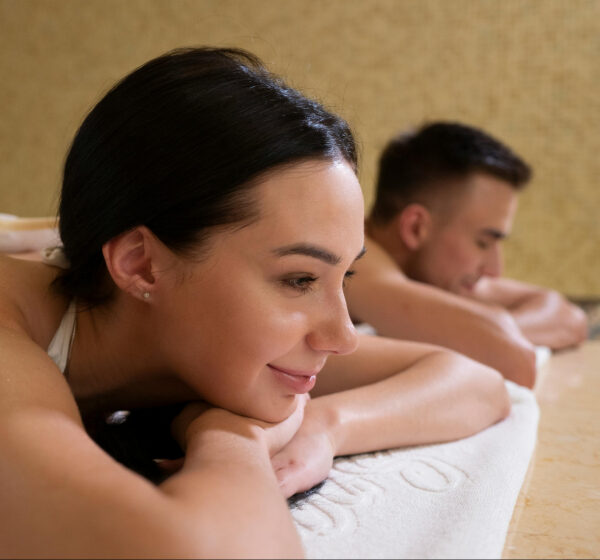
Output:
top-left (370, 121), bottom-right (531, 224)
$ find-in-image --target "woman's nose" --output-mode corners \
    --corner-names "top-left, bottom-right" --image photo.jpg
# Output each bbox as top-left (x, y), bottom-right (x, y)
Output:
top-left (306, 296), bottom-right (359, 356)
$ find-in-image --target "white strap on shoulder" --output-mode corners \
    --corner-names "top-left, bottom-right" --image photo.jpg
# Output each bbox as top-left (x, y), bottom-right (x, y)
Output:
top-left (41, 246), bottom-right (70, 269)
top-left (47, 300), bottom-right (77, 374)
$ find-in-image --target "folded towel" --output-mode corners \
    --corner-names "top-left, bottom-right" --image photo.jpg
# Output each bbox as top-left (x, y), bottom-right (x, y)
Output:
top-left (291, 380), bottom-right (539, 559)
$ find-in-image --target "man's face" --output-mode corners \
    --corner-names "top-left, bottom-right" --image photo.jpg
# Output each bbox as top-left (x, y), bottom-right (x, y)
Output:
top-left (408, 173), bottom-right (519, 296)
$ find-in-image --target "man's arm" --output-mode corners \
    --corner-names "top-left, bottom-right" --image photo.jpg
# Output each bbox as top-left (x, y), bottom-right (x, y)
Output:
top-left (345, 239), bottom-right (537, 387)
top-left (471, 276), bottom-right (588, 350)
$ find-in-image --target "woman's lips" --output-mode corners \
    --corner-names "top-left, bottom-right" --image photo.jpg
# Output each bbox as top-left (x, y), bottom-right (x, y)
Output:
top-left (267, 364), bottom-right (318, 393)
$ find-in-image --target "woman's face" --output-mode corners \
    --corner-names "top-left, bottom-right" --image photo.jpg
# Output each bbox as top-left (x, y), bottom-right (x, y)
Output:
top-left (162, 160), bottom-right (365, 422)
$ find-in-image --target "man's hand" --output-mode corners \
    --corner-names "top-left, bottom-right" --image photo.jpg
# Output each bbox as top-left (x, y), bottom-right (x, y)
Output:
top-left (473, 277), bottom-right (589, 350)
top-left (512, 291), bottom-right (588, 349)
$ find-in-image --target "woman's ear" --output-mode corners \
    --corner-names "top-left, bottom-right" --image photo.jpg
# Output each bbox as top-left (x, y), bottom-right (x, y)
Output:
top-left (394, 204), bottom-right (432, 252)
top-left (102, 226), bottom-right (161, 301)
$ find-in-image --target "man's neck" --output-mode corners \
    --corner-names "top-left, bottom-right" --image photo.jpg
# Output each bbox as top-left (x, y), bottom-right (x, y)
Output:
top-left (365, 218), bottom-right (410, 272)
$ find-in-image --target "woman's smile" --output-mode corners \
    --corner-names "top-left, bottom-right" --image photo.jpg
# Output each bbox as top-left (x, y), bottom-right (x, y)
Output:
top-left (267, 363), bottom-right (321, 393)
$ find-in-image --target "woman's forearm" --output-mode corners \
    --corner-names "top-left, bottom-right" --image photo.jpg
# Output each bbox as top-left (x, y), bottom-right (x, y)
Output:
top-left (273, 340), bottom-right (511, 498)
top-left (310, 350), bottom-right (511, 457)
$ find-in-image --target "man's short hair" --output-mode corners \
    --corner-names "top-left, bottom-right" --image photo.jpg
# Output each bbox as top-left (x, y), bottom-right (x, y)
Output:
top-left (370, 122), bottom-right (532, 224)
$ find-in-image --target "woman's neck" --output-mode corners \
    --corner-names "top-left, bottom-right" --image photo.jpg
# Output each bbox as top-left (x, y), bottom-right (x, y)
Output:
top-left (67, 297), bottom-right (195, 414)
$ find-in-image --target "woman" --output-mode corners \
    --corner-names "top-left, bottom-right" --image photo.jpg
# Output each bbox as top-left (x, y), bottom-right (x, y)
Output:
top-left (0, 47), bottom-right (509, 558)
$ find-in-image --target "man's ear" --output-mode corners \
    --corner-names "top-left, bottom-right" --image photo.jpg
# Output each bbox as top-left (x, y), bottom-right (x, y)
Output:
top-left (102, 226), bottom-right (161, 301)
top-left (394, 204), bottom-right (432, 251)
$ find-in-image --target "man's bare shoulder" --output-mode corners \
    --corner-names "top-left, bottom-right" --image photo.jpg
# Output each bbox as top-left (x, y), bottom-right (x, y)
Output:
top-left (354, 237), bottom-right (409, 281)
top-left (347, 237), bottom-right (504, 318)
top-left (345, 236), bottom-right (466, 326)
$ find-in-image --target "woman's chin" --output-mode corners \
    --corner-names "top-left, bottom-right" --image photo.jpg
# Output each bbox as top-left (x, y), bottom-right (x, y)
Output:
top-left (242, 395), bottom-right (299, 424)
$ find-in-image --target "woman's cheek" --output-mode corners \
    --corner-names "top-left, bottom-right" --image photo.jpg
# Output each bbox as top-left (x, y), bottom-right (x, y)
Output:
top-left (253, 309), bottom-right (309, 354)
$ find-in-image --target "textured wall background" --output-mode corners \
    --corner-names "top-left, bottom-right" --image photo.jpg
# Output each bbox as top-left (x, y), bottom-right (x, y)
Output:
top-left (0, 0), bottom-right (598, 296)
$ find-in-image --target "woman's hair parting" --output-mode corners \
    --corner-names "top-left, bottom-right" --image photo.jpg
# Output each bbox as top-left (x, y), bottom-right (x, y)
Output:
top-left (55, 47), bottom-right (357, 305)
top-left (370, 121), bottom-right (531, 224)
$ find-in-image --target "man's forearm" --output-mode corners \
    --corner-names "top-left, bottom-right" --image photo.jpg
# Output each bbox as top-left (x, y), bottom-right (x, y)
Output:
top-left (359, 291), bottom-right (537, 387)
top-left (508, 290), bottom-right (588, 349)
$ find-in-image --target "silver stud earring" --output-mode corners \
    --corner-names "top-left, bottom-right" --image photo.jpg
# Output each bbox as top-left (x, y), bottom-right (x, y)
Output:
top-left (142, 291), bottom-right (150, 300)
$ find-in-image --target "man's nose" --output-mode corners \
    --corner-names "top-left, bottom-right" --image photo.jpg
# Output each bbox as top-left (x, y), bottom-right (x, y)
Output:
top-left (483, 245), bottom-right (503, 277)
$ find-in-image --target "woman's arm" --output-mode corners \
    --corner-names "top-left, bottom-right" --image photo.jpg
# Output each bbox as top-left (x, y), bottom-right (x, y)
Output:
top-left (0, 326), bottom-right (304, 558)
top-left (273, 335), bottom-right (510, 497)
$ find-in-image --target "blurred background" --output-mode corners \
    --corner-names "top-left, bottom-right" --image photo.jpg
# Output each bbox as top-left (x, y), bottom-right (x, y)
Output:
top-left (0, 0), bottom-right (598, 297)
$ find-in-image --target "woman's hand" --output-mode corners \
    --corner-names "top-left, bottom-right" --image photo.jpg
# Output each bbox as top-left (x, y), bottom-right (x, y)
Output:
top-left (172, 394), bottom-right (309, 458)
top-left (271, 398), bottom-right (337, 498)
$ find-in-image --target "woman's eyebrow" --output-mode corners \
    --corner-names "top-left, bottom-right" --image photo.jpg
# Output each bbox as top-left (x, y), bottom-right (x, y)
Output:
top-left (272, 244), bottom-right (366, 266)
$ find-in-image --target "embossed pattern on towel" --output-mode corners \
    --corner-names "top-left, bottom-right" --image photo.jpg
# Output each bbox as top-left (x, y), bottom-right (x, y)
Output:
top-left (292, 452), bottom-right (471, 536)
top-left (291, 381), bottom-right (539, 560)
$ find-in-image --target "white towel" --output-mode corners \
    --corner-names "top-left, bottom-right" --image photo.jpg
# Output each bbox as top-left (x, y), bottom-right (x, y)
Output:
top-left (291, 380), bottom-right (539, 559)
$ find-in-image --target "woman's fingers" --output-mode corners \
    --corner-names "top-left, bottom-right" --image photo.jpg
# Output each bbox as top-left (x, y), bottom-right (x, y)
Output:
top-left (170, 401), bottom-right (212, 449)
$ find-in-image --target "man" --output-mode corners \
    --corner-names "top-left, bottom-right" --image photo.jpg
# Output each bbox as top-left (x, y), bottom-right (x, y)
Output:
top-left (346, 122), bottom-right (587, 387)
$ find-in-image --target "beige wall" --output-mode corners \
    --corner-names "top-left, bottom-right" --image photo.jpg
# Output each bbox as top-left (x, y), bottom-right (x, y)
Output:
top-left (1, 0), bottom-right (598, 296)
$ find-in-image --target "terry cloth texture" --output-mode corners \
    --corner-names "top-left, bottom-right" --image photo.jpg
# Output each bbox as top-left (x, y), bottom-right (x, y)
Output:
top-left (291, 380), bottom-right (539, 559)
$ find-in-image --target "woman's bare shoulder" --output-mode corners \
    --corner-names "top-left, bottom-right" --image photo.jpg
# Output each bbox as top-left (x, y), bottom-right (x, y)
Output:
top-left (0, 254), bottom-right (67, 346)
top-left (0, 255), bottom-right (80, 419)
